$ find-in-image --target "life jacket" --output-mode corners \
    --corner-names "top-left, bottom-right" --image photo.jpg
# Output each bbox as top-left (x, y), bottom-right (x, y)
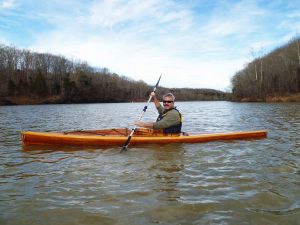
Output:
top-left (156, 107), bottom-right (182, 134)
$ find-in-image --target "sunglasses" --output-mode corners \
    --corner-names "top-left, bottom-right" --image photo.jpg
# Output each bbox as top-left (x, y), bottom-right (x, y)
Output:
top-left (163, 100), bottom-right (174, 104)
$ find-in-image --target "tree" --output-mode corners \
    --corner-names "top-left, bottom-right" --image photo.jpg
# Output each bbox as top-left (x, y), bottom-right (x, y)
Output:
top-left (30, 71), bottom-right (48, 96)
top-left (231, 36), bottom-right (300, 101)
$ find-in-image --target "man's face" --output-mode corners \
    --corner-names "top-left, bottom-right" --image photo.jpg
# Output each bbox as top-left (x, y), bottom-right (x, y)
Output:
top-left (162, 96), bottom-right (174, 110)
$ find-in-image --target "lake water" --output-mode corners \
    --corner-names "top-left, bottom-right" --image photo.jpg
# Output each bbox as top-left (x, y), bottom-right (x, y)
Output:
top-left (0, 101), bottom-right (300, 225)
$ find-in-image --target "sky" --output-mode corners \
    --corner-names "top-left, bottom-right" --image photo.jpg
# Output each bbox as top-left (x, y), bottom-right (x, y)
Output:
top-left (0, 0), bottom-right (300, 91)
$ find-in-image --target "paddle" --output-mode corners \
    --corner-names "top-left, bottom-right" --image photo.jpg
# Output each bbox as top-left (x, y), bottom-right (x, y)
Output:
top-left (121, 74), bottom-right (162, 151)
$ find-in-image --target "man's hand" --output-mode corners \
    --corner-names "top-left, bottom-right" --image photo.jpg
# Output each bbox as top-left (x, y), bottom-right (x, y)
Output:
top-left (134, 121), bottom-right (144, 127)
top-left (150, 91), bottom-right (156, 97)
top-left (134, 121), bottom-right (153, 128)
top-left (150, 91), bottom-right (160, 108)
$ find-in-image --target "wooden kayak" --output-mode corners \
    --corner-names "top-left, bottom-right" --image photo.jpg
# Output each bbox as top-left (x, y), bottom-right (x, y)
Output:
top-left (20, 128), bottom-right (267, 146)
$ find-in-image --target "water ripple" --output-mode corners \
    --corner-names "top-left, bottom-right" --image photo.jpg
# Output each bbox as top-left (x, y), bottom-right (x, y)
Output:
top-left (1, 102), bottom-right (300, 224)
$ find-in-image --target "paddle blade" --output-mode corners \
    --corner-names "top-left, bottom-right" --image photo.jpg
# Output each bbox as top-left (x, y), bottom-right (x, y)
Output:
top-left (121, 135), bottom-right (132, 150)
top-left (121, 146), bottom-right (128, 152)
top-left (154, 74), bottom-right (162, 92)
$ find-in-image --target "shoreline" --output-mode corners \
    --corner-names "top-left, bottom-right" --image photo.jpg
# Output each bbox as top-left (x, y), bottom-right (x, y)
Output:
top-left (239, 93), bottom-right (300, 103)
top-left (1, 93), bottom-right (300, 106)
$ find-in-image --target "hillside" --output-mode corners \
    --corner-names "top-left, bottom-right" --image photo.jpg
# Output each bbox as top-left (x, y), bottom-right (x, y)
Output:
top-left (231, 36), bottom-right (300, 102)
top-left (0, 44), bottom-right (228, 105)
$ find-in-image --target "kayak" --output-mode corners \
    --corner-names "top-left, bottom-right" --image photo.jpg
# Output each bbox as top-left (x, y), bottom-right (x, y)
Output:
top-left (20, 128), bottom-right (267, 146)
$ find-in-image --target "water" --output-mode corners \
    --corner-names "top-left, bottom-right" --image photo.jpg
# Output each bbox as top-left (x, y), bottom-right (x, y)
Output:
top-left (0, 101), bottom-right (300, 225)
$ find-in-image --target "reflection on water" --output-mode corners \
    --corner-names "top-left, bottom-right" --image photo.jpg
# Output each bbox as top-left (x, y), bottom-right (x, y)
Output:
top-left (1, 102), bottom-right (300, 225)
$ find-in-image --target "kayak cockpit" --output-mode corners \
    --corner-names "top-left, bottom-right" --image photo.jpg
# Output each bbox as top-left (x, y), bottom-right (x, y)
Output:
top-left (62, 128), bottom-right (183, 137)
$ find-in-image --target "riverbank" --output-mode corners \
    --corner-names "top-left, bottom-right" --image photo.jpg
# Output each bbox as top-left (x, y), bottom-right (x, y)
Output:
top-left (0, 96), bottom-right (64, 105)
top-left (238, 93), bottom-right (300, 103)
top-left (1, 93), bottom-right (300, 105)
top-left (0, 96), bottom-right (133, 105)
top-left (265, 93), bottom-right (300, 102)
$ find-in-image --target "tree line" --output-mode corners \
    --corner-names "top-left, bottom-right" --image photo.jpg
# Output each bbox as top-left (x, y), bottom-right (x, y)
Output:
top-left (0, 43), bottom-right (227, 105)
top-left (231, 36), bottom-right (300, 101)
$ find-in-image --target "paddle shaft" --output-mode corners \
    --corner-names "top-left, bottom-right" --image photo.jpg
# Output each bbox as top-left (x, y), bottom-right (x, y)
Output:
top-left (122, 75), bottom-right (162, 150)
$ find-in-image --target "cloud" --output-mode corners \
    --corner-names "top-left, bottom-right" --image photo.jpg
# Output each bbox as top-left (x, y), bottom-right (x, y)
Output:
top-left (0, 0), bottom-right (17, 9)
top-left (28, 0), bottom-right (261, 90)
top-left (86, 0), bottom-right (193, 31)
top-left (13, 0), bottom-right (299, 91)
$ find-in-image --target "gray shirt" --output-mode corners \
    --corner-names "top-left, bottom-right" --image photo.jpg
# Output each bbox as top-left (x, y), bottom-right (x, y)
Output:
top-left (153, 105), bottom-right (181, 130)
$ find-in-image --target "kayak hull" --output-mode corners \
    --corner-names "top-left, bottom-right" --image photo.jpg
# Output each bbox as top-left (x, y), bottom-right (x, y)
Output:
top-left (20, 128), bottom-right (267, 147)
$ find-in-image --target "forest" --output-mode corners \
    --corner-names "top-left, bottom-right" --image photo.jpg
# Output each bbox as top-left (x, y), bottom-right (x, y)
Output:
top-left (0, 44), bottom-right (227, 105)
top-left (231, 36), bottom-right (300, 101)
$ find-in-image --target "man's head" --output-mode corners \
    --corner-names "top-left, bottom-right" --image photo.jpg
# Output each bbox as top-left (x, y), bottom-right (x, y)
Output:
top-left (162, 93), bottom-right (175, 110)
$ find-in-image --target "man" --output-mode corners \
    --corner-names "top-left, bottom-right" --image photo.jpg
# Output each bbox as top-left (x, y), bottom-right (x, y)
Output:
top-left (135, 92), bottom-right (182, 134)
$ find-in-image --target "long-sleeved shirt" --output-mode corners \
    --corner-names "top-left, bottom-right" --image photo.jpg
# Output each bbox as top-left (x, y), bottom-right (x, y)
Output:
top-left (153, 105), bottom-right (181, 130)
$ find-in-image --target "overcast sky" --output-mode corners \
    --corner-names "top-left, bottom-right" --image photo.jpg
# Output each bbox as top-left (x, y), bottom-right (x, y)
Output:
top-left (1, 0), bottom-right (299, 91)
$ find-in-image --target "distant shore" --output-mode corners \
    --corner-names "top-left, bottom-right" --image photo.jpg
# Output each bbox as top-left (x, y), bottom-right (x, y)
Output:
top-left (1, 93), bottom-right (300, 106)
top-left (265, 93), bottom-right (300, 102)
top-left (0, 96), bottom-right (64, 105)
top-left (238, 93), bottom-right (300, 103)
top-left (0, 96), bottom-right (148, 105)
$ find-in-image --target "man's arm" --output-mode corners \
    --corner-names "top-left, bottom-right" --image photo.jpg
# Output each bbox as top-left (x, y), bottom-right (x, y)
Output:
top-left (150, 92), bottom-right (161, 108)
top-left (135, 121), bottom-right (153, 129)
top-left (135, 110), bottom-right (180, 129)
top-left (134, 92), bottom-right (161, 129)
top-left (153, 110), bottom-right (180, 129)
